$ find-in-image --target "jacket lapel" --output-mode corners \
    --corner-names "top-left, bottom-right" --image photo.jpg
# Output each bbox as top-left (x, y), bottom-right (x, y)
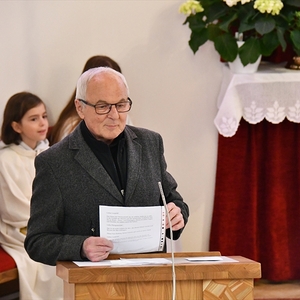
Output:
top-left (69, 126), bottom-right (124, 203)
top-left (124, 127), bottom-right (141, 201)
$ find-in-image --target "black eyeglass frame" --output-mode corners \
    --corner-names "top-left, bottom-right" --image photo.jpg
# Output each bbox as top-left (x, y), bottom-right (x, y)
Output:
top-left (79, 98), bottom-right (132, 115)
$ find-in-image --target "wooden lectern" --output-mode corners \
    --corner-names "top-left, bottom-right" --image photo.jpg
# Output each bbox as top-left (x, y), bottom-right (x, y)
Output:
top-left (56, 252), bottom-right (261, 300)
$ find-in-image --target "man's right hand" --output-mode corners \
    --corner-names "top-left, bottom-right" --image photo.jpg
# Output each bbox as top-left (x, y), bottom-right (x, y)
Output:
top-left (81, 236), bottom-right (114, 262)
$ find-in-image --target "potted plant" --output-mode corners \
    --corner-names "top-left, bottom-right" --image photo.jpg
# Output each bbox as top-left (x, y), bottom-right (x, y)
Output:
top-left (179, 0), bottom-right (300, 66)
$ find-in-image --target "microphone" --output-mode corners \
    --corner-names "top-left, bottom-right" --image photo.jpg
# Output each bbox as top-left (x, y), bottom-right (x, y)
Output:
top-left (158, 182), bottom-right (176, 300)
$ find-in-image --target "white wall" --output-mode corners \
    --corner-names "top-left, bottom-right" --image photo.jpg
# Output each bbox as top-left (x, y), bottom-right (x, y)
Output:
top-left (0, 1), bottom-right (223, 252)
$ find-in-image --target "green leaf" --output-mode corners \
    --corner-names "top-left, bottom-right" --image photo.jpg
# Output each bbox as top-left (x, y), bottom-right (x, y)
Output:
top-left (277, 27), bottom-right (287, 51)
top-left (291, 30), bottom-right (300, 52)
top-left (187, 14), bottom-right (206, 33)
top-left (238, 3), bottom-right (256, 21)
top-left (218, 12), bottom-right (238, 32)
top-left (260, 32), bottom-right (280, 56)
top-left (255, 17), bottom-right (276, 35)
top-left (207, 23), bottom-right (224, 41)
top-left (203, 2), bottom-right (228, 23)
top-left (285, 0), bottom-right (300, 7)
top-left (214, 34), bottom-right (238, 62)
top-left (189, 29), bottom-right (209, 53)
top-left (239, 38), bottom-right (261, 66)
top-left (239, 22), bottom-right (255, 33)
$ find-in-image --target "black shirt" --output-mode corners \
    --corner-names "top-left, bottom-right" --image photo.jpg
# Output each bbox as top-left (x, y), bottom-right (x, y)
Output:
top-left (80, 121), bottom-right (127, 197)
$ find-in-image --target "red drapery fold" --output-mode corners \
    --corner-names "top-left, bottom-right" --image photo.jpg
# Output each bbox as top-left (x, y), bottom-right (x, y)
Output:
top-left (210, 118), bottom-right (300, 281)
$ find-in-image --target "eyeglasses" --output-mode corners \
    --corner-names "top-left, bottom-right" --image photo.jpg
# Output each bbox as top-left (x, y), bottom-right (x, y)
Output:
top-left (79, 98), bottom-right (132, 115)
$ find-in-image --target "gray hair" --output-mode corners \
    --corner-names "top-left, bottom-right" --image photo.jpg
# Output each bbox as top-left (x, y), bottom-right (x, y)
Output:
top-left (75, 67), bottom-right (129, 100)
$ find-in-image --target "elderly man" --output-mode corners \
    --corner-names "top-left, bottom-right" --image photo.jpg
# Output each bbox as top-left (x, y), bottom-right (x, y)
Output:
top-left (25, 67), bottom-right (189, 266)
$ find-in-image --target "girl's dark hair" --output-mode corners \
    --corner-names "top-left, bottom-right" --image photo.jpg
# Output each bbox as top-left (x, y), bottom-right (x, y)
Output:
top-left (48, 55), bottom-right (122, 145)
top-left (1, 92), bottom-right (44, 145)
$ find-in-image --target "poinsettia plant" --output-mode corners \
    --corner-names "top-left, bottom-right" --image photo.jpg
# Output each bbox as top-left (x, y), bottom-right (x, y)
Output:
top-left (179, 0), bottom-right (300, 66)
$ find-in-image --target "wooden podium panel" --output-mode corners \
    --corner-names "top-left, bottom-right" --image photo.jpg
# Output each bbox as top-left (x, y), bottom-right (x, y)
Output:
top-left (56, 252), bottom-right (261, 300)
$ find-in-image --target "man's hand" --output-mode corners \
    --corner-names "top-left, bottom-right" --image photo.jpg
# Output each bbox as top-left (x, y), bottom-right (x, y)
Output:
top-left (81, 237), bottom-right (114, 262)
top-left (165, 202), bottom-right (184, 231)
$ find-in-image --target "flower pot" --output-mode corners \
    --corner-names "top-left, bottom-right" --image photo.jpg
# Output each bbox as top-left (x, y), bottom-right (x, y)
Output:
top-left (228, 41), bottom-right (262, 74)
top-left (228, 55), bottom-right (262, 74)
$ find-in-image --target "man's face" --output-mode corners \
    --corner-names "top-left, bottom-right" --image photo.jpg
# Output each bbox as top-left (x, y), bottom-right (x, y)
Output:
top-left (75, 72), bottom-right (128, 144)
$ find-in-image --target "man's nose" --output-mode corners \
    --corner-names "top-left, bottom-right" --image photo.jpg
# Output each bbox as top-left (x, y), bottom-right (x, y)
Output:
top-left (107, 104), bottom-right (119, 116)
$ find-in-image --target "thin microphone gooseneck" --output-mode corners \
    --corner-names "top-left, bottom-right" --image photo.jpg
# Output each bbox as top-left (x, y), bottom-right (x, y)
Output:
top-left (158, 182), bottom-right (176, 300)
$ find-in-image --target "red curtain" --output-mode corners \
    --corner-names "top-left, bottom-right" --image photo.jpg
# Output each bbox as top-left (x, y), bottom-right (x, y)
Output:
top-left (209, 118), bottom-right (300, 281)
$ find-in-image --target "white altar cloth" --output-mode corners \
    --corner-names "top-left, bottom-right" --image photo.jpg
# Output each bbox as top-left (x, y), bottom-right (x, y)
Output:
top-left (214, 62), bottom-right (300, 137)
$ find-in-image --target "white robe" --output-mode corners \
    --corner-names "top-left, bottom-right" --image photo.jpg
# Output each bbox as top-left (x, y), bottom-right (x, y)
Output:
top-left (0, 140), bottom-right (63, 300)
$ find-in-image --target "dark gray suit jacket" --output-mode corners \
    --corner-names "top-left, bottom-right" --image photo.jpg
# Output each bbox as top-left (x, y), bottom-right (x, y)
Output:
top-left (25, 124), bottom-right (189, 266)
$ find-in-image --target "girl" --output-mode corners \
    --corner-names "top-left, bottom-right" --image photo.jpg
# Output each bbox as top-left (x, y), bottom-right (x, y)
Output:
top-left (0, 92), bottom-right (63, 300)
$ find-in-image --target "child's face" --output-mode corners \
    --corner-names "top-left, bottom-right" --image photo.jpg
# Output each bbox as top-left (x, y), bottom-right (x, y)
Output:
top-left (13, 103), bottom-right (48, 149)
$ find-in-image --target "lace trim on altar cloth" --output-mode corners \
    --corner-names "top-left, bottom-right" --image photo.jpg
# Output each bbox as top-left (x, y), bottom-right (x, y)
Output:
top-left (216, 100), bottom-right (300, 137)
top-left (214, 64), bottom-right (300, 137)
top-left (244, 100), bottom-right (300, 124)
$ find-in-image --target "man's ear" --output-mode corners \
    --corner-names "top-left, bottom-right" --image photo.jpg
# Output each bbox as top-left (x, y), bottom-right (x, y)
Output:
top-left (75, 99), bottom-right (85, 119)
top-left (11, 121), bottom-right (22, 133)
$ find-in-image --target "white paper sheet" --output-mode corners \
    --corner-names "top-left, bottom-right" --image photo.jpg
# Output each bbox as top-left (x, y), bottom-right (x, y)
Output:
top-left (72, 256), bottom-right (238, 267)
top-left (185, 256), bottom-right (223, 262)
top-left (185, 256), bottom-right (238, 262)
top-left (99, 205), bottom-right (166, 254)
